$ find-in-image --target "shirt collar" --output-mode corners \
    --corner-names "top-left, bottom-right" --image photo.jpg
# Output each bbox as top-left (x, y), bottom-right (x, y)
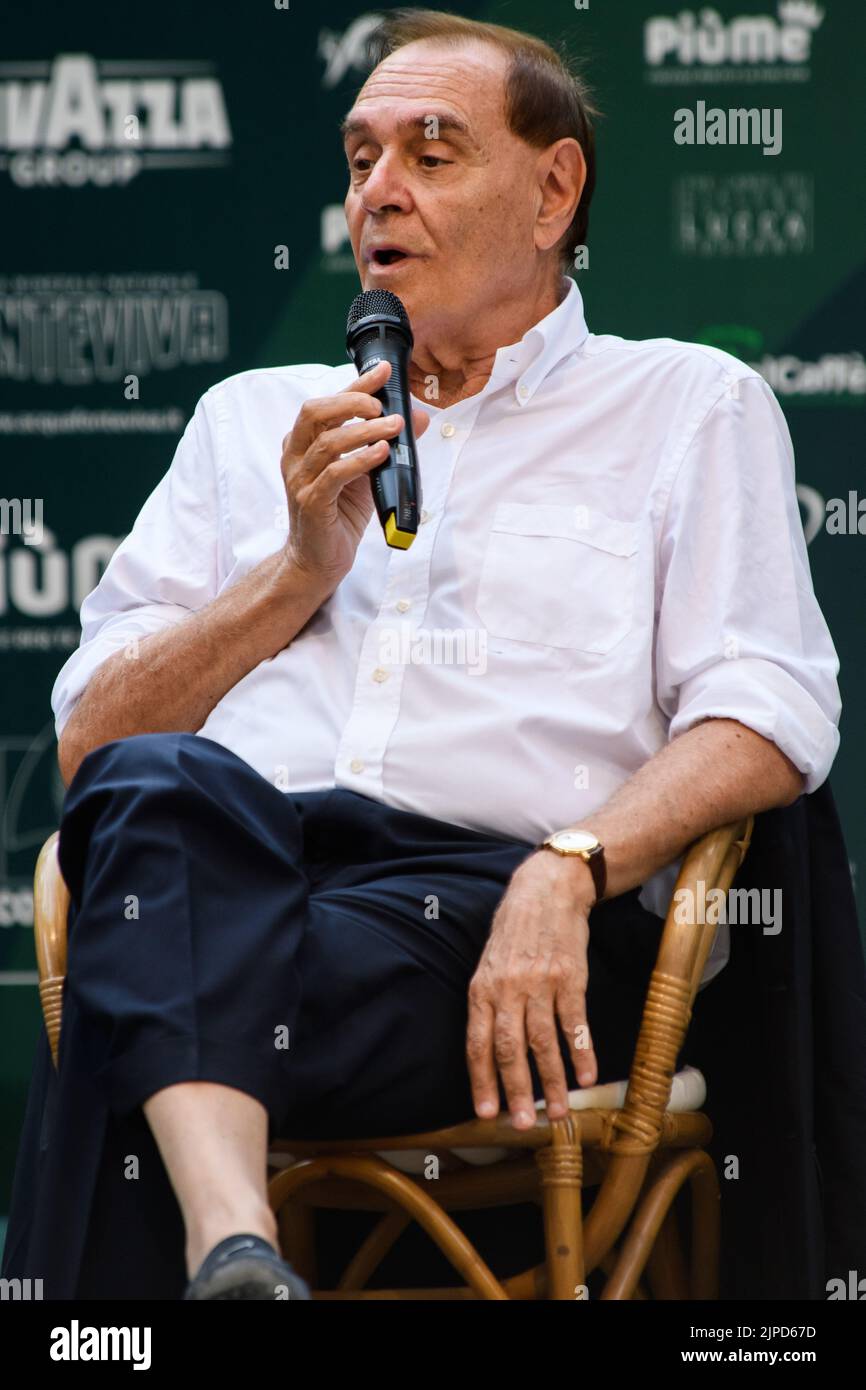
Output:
top-left (487, 274), bottom-right (590, 407)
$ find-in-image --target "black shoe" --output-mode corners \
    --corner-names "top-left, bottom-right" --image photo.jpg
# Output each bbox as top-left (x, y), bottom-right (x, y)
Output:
top-left (183, 1234), bottom-right (312, 1301)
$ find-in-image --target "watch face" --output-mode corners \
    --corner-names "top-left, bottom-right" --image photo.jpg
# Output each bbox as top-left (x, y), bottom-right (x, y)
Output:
top-left (551, 829), bottom-right (598, 853)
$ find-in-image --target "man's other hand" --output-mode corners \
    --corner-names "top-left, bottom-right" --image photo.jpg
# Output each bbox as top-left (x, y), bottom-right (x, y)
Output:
top-left (466, 853), bottom-right (598, 1130)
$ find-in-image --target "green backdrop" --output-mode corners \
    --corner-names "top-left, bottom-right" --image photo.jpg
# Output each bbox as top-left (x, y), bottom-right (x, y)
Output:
top-left (2, 0), bottom-right (864, 1229)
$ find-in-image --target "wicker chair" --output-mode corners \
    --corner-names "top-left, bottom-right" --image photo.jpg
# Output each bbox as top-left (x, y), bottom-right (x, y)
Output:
top-left (32, 813), bottom-right (753, 1300)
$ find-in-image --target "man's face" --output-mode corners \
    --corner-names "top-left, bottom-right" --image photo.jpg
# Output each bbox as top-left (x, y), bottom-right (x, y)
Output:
top-left (342, 39), bottom-right (545, 328)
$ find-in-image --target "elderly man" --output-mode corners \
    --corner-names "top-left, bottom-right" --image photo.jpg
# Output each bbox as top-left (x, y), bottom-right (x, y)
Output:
top-left (3, 10), bottom-right (840, 1301)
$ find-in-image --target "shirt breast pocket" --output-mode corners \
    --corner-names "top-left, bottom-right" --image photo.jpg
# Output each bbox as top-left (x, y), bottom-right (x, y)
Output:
top-left (475, 502), bottom-right (640, 654)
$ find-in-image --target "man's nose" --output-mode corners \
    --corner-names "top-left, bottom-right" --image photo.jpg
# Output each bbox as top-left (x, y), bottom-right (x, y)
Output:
top-left (360, 150), bottom-right (412, 215)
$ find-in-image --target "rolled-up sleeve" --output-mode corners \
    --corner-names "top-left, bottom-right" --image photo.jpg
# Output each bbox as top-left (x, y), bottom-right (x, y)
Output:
top-left (51, 390), bottom-right (222, 739)
top-left (654, 372), bottom-right (841, 794)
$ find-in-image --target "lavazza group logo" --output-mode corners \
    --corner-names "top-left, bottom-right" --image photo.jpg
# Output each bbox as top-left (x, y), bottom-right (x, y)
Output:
top-left (644, 1), bottom-right (825, 84)
top-left (0, 52), bottom-right (232, 187)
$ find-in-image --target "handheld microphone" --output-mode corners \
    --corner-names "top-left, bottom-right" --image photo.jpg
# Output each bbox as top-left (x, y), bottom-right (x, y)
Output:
top-left (345, 289), bottom-right (421, 550)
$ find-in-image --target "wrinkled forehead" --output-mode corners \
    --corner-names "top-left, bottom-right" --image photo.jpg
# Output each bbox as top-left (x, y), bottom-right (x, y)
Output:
top-left (348, 38), bottom-right (509, 138)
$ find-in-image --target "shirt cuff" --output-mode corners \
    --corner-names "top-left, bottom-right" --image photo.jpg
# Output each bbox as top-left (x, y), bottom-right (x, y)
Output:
top-left (51, 605), bottom-right (194, 739)
top-left (667, 656), bottom-right (841, 795)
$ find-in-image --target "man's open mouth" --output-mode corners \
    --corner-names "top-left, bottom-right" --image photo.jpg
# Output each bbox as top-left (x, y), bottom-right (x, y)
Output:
top-left (371, 249), bottom-right (410, 265)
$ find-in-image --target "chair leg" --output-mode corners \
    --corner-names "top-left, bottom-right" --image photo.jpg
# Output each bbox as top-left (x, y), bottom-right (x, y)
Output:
top-left (268, 1156), bottom-right (509, 1299)
top-left (687, 1150), bottom-right (721, 1299)
top-left (646, 1204), bottom-right (689, 1300)
top-left (535, 1116), bottom-right (585, 1300)
top-left (337, 1209), bottom-right (411, 1291)
top-left (599, 1246), bottom-right (651, 1299)
top-left (277, 1201), bottom-right (317, 1287)
top-left (600, 1149), bottom-right (719, 1300)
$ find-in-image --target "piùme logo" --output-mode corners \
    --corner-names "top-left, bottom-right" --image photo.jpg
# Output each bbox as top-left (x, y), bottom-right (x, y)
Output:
top-left (645, 2), bottom-right (824, 83)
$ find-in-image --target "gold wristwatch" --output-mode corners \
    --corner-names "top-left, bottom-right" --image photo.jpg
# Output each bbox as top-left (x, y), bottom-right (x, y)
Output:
top-left (536, 828), bottom-right (606, 906)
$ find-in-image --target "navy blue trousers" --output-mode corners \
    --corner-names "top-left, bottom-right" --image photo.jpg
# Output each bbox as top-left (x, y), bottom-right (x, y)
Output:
top-left (5, 731), bottom-right (668, 1298)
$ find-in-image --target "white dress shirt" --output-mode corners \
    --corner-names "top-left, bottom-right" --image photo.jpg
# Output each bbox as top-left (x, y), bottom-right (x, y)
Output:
top-left (51, 275), bottom-right (841, 987)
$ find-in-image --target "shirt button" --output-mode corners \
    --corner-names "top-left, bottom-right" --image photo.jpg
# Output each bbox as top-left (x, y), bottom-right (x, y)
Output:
top-left (349, 758), bottom-right (364, 773)
top-left (420, 509), bottom-right (430, 524)
top-left (371, 667), bottom-right (390, 683)
top-left (396, 598), bottom-right (411, 612)
top-left (518, 384), bottom-right (529, 399)
top-left (440, 422), bottom-right (456, 438)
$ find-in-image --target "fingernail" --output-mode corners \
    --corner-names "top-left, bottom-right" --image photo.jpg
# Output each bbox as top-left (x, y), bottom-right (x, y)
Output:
top-left (514, 1110), bottom-right (534, 1128)
top-left (477, 1101), bottom-right (496, 1118)
top-left (579, 1071), bottom-right (594, 1085)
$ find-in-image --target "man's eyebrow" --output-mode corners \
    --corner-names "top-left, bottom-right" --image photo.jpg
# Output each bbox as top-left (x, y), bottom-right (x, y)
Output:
top-left (339, 112), bottom-right (475, 145)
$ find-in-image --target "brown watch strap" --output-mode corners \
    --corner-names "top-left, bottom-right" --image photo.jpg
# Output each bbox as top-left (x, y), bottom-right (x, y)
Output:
top-left (535, 838), bottom-right (607, 906)
top-left (584, 844), bottom-right (607, 905)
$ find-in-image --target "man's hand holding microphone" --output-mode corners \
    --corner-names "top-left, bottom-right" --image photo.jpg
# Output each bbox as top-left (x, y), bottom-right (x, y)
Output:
top-left (280, 358), bottom-right (430, 591)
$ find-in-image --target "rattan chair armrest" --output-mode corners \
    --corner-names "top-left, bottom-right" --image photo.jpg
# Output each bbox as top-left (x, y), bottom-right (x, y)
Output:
top-left (33, 830), bottom-right (70, 1070)
top-left (582, 815), bottom-right (753, 1269)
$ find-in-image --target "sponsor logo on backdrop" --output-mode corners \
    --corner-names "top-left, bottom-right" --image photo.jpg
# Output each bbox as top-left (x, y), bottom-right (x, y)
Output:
top-left (0, 528), bottom-right (120, 631)
top-left (0, 527), bottom-right (122, 937)
top-left (316, 15), bottom-right (380, 270)
top-left (694, 324), bottom-right (855, 547)
top-left (756, 352), bottom-right (866, 400)
top-left (698, 324), bottom-right (866, 404)
top-left (0, 53), bottom-right (231, 187)
top-left (674, 172), bottom-right (813, 256)
top-left (0, 273), bottom-right (228, 415)
top-left (318, 14), bottom-right (381, 88)
top-left (645, 1), bottom-right (824, 85)
top-left (0, 721), bottom-right (66, 934)
top-left (320, 203), bottom-right (356, 273)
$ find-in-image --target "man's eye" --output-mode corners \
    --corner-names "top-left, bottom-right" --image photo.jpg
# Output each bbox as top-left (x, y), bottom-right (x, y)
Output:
top-left (347, 153), bottom-right (450, 173)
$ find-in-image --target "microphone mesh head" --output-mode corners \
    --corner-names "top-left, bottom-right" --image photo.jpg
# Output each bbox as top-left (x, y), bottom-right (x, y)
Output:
top-left (346, 289), bottom-right (410, 334)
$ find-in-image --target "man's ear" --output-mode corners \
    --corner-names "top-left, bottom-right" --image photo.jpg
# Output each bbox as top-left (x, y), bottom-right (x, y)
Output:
top-left (534, 138), bottom-right (586, 255)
